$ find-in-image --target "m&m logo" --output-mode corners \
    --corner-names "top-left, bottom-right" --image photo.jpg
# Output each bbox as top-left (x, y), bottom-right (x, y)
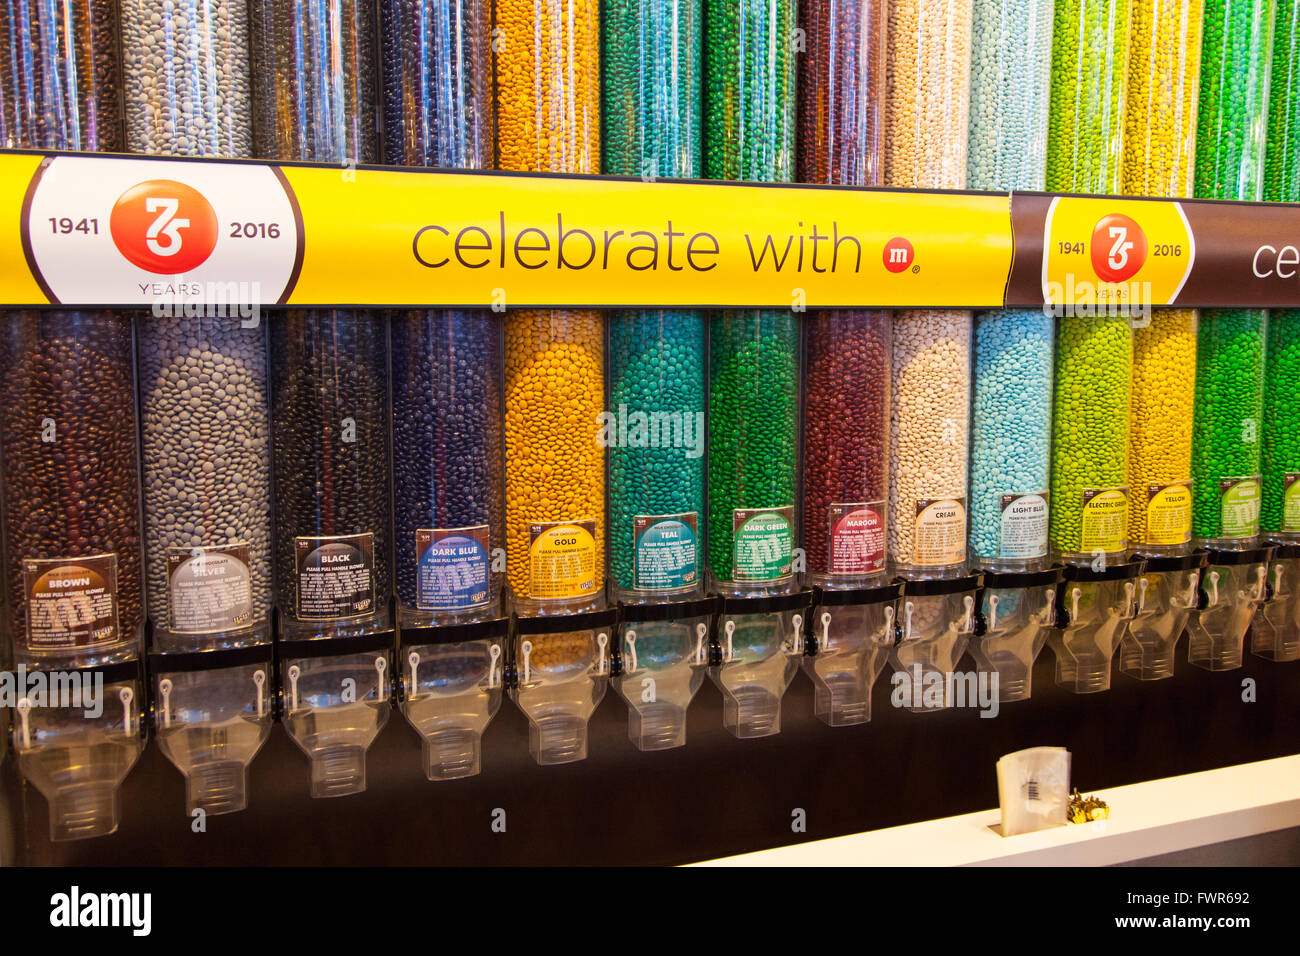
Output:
top-left (1090, 213), bottom-right (1147, 283)
top-left (883, 236), bottom-right (914, 273)
top-left (110, 179), bottom-right (218, 275)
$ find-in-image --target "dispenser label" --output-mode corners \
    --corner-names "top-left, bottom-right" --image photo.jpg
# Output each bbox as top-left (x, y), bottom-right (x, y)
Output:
top-left (827, 502), bottom-right (886, 574)
top-left (1079, 487), bottom-right (1129, 553)
top-left (294, 533), bottom-right (375, 621)
top-left (416, 526), bottom-right (491, 611)
top-left (732, 507), bottom-right (794, 582)
top-left (998, 492), bottom-right (1048, 559)
top-left (1145, 481), bottom-right (1192, 546)
top-left (166, 544), bottom-right (253, 633)
top-left (913, 497), bottom-right (967, 566)
top-left (1219, 476), bottom-right (1262, 538)
top-left (632, 513), bottom-right (698, 592)
top-left (528, 519), bottom-right (598, 600)
top-left (22, 553), bottom-right (120, 650)
top-left (1286, 473), bottom-right (1300, 531)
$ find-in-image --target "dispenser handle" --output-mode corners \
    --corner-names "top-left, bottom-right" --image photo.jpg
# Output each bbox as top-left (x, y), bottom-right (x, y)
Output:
top-left (624, 629), bottom-right (639, 674)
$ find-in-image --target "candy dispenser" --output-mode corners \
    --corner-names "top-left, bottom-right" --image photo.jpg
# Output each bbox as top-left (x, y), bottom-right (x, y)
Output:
top-left (602, 0), bottom-right (709, 749)
top-left (702, 0), bottom-right (803, 737)
top-left (881, 0), bottom-right (975, 708)
top-left (0, 3), bottom-right (146, 840)
top-left (120, 0), bottom-right (273, 814)
top-left (796, 0), bottom-right (892, 723)
top-left (1256, 4), bottom-right (1300, 661)
top-left (381, 0), bottom-right (506, 778)
top-left (964, 0), bottom-right (1055, 699)
top-left (250, 0), bottom-right (391, 795)
top-left (494, 0), bottom-right (608, 762)
top-left (1187, 0), bottom-right (1275, 670)
top-left (1114, 0), bottom-right (1202, 679)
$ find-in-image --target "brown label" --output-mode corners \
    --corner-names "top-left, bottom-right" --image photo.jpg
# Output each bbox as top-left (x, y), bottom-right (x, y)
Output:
top-left (23, 553), bottom-right (119, 650)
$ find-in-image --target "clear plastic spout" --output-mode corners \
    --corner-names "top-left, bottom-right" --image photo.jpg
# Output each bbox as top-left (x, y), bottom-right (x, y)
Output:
top-left (400, 638), bottom-right (504, 780)
top-left (613, 615), bottom-right (709, 751)
top-left (803, 584), bottom-right (899, 725)
top-left (1252, 550), bottom-right (1300, 661)
top-left (1188, 549), bottom-right (1273, 672)
top-left (510, 627), bottom-right (609, 765)
top-left (154, 664), bottom-right (272, 815)
top-left (14, 679), bottom-right (144, 842)
top-left (281, 651), bottom-right (391, 797)
top-left (1120, 558), bottom-right (1205, 681)
top-left (1048, 563), bottom-right (1142, 694)
top-left (888, 578), bottom-right (978, 713)
top-left (709, 608), bottom-right (804, 738)
top-left (969, 571), bottom-right (1060, 702)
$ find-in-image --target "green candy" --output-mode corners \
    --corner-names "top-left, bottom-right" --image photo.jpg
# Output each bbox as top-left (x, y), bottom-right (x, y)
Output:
top-left (1261, 311), bottom-right (1300, 534)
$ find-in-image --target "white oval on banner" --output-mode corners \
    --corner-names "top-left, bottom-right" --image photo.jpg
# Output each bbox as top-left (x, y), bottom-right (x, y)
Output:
top-left (24, 156), bottom-right (301, 306)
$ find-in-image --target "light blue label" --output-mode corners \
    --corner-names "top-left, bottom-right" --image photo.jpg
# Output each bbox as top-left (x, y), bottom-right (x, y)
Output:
top-left (633, 513), bottom-right (698, 591)
top-left (416, 526), bottom-right (490, 611)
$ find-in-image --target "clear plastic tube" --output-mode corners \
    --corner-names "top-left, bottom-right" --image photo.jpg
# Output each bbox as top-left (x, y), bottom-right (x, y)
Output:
top-left (703, 0), bottom-right (797, 183)
top-left (1121, 2), bottom-right (1202, 556)
top-left (603, 2), bottom-right (705, 602)
top-left (1262, 4), bottom-right (1299, 541)
top-left (1194, 0), bottom-right (1275, 203)
top-left (496, 0), bottom-right (605, 615)
top-left (1046, 0), bottom-right (1132, 193)
top-left (121, 3), bottom-right (273, 652)
top-left (269, 312), bottom-right (392, 637)
top-left (382, 1), bottom-right (503, 626)
top-left (966, 0), bottom-right (1053, 571)
top-left (1192, 310), bottom-right (1268, 546)
top-left (0, 314), bottom-right (143, 667)
top-left (0, 0), bottom-right (121, 151)
top-left (248, 0), bottom-right (379, 166)
top-left (704, 1), bottom-right (799, 595)
top-left (1049, 315), bottom-right (1134, 562)
top-left (967, 0), bottom-right (1053, 192)
top-left (885, 1), bottom-right (973, 578)
top-left (1192, 1), bottom-right (1274, 549)
top-left (799, 1), bottom-right (890, 586)
top-left (0, 4), bottom-right (138, 668)
top-left (121, 0), bottom-right (254, 156)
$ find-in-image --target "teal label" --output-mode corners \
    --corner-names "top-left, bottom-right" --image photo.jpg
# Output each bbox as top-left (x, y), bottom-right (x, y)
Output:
top-left (732, 507), bottom-right (794, 582)
top-left (633, 513), bottom-right (698, 591)
top-left (416, 526), bottom-right (490, 611)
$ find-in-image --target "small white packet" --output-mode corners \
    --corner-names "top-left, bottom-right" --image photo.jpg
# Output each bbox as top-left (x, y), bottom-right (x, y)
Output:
top-left (996, 747), bottom-right (1070, 836)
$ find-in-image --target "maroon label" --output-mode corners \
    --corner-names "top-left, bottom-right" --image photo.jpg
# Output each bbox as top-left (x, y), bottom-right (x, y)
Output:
top-left (827, 502), bottom-right (886, 575)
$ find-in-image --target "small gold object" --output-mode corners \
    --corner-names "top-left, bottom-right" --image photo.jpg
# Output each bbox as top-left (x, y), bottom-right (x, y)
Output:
top-left (1067, 788), bottom-right (1109, 824)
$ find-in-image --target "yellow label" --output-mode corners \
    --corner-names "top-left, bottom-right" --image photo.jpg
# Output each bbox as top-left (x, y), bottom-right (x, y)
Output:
top-left (1145, 482), bottom-right (1192, 546)
top-left (281, 167), bottom-right (1011, 307)
top-left (0, 153), bottom-right (48, 303)
top-left (1080, 488), bottom-right (1129, 554)
top-left (1043, 197), bottom-right (1193, 308)
top-left (527, 520), bottom-right (598, 600)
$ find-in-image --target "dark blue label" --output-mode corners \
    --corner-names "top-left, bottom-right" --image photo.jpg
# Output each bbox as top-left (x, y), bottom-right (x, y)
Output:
top-left (416, 526), bottom-right (490, 611)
